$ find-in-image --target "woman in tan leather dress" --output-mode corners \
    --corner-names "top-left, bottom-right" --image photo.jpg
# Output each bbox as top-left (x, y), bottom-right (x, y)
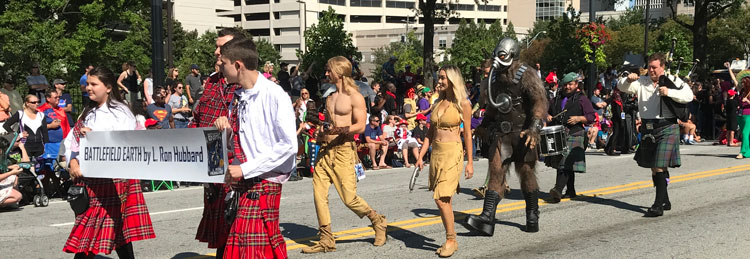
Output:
top-left (416, 64), bottom-right (474, 257)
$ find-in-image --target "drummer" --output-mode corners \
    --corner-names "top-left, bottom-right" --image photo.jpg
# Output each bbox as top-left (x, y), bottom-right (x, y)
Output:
top-left (545, 72), bottom-right (596, 203)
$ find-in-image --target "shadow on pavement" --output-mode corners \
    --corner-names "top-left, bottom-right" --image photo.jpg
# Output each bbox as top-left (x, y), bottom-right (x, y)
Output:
top-left (170, 252), bottom-right (210, 259)
top-left (280, 222), bottom-right (319, 241)
top-left (683, 153), bottom-right (737, 158)
top-left (570, 194), bottom-right (649, 214)
top-left (386, 225), bottom-right (441, 252)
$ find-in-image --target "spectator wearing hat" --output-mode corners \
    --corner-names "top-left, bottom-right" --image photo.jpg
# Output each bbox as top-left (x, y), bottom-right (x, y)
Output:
top-left (364, 115), bottom-right (390, 169)
top-left (412, 114), bottom-right (428, 147)
top-left (417, 86), bottom-right (433, 120)
top-left (53, 79), bottom-right (75, 127)
top-left (277, 62), bottom-right (292, 94)
top-left (396, 119), bottom-right (419, 167)
top-left (27, 63), bottom-right (49, 104)
top-left (185, 64), bottom-right (203, 106)
top-left (402, 88), bottom-right (418, 130)
top-left (724, 88), bottom-right (740, 147)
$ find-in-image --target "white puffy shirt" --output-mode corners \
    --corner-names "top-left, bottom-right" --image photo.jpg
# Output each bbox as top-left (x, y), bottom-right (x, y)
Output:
top-left (234, 73), bottom-right (297, 183)
top-left (64, 101), bottom-right (137, 161)
top-left (617, 75), bottom-right (693, 120)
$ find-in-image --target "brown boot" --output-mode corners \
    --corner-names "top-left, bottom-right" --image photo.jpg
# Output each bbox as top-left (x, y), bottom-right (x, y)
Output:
top-left (301, 225), bottom-right (336, 254)
top-left (367, 210), bottom-right (387, 246)
top-left (436, 232), bottom-right (458, 257)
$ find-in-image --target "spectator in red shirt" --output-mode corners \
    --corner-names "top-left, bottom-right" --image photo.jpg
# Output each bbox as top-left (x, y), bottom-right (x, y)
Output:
top-left (37, 90), bottom-right (70, 140)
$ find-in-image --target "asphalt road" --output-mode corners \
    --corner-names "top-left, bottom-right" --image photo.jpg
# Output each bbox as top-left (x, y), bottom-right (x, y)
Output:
top-left (3, 142), bottom-right (750, 258)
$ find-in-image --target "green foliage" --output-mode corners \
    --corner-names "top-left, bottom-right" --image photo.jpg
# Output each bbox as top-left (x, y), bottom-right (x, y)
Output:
top-left (539, 6), bottom-right (586, 74)
top-left (297, 7), bottom-right (360, 78)
top-left (707, 4), bottom-right (750, 69)
top-left (606, 7), bottom-right (645, 31)
top-left (445, 19), bottom-right (503, 78)
top-left (576, 23), bottom-right (611, 67)
top-left (650, 17), bottom-right (693, 75)
top-left (174, 31), bottom-right (219, 81)
top-left (504, 22), bottom-right (518, 41)
top-left (256, 38), bottom-right (283, 73)
top-left (371, 31), bottom-right (424, 82)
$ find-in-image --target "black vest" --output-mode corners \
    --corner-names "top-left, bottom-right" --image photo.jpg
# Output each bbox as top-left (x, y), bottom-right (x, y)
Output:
top-left (550, 92), bottom-right (585, 134)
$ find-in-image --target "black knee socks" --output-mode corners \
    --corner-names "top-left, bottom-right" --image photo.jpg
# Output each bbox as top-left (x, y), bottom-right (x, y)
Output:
top-left (216, 245), bottom-right (226, 259)
top-left (652, 172), bottom-right (668, 208)
top-left (115, 243), bottom-right (135, 259)
top-left (554, 170), bottom-right (569, 193)
top-left (566, 172), bottom-right (576, 195)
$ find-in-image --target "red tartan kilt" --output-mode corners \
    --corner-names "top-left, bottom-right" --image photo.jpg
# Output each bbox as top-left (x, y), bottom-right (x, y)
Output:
top-left (195, 184), bottom-right (230, 248)
top-left (64, 178), bottom-right (155, 255)
top-left (224, 180), bottom-right (287, 259)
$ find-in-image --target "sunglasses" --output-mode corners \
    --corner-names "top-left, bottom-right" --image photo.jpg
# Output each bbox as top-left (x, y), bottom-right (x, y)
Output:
top-left (28, 101), bottom-right (39, 104)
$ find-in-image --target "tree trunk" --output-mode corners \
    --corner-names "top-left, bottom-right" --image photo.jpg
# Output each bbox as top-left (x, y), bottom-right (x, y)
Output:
top-left (422, 0), bottom-right (436, 89)
top-left (692, 2), bottom-right (709, 81)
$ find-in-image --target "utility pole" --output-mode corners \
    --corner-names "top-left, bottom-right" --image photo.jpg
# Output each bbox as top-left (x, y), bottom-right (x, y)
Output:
top-left (151, 0), bottom-right (164, 87)
top-left (644, 0), bottom-right (650, 65)
top-left (166, 0), bottom-right (174, 68)
top-left (586, 0), bottom-right (596, 98)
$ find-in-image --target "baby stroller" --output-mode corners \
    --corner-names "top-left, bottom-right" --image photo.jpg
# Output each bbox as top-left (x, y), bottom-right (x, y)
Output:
top-left (2, 132), bottom-right (50, 207)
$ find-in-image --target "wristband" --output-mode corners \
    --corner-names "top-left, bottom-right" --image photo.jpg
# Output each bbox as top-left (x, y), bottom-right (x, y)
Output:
top-left (529, 118), bottom-right (543, 132)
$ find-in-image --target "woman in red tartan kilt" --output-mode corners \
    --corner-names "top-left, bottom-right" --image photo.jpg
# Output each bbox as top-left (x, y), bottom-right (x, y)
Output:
top-left (63, 67), bottom-right (155, 258)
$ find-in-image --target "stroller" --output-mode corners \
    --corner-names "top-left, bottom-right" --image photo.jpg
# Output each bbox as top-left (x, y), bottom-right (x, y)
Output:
top-left (0, 131), bottom-right (49, 207)
top-left (14, 141), bottom-right (69, 207)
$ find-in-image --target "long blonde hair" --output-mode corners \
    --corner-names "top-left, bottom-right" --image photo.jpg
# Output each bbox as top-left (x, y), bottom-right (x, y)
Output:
top-left (327, 56), bottom-right (357, 95)
top-left (435, 64), bottom-right (468, 115)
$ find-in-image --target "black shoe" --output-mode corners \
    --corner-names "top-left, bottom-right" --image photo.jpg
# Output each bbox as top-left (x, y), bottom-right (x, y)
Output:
top-left (523, 191), bottom-right (540, 233)
top-left (605, 151), bottom-right (620, 156)
top-left (562, 192), bottom-right (577, 199)
top-left (663, 201), bottom-right (671, 211)
top-left (644, 205), bottom-right (664, 217)
top-left (548, 188), bottom-right (562, 203)
top-left (467, 190), bottom-right (500, 236)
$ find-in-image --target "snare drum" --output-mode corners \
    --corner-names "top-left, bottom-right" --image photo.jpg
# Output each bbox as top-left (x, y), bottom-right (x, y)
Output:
top-left (538, 125), bottom-right (568, 157)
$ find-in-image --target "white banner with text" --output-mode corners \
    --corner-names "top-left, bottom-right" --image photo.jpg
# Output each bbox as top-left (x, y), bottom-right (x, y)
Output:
top-left (79, 128), bottom-right (228, 183)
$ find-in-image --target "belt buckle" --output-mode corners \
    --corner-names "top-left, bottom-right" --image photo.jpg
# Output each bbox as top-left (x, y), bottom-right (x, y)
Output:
top-left (500, 121), bottom-right (512, 134)
top-left (246, 192), bottom-right (260, 200)
top-left (645, 123), bottom-right (654, 130)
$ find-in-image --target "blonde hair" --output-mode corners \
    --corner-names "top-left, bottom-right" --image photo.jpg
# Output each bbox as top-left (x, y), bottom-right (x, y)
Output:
top-left (264, 61), bottom-right (273, 73)
top-left (435, 64), bottom-right (468, 116)
top-left (327, 56), bottom-right (357, 95)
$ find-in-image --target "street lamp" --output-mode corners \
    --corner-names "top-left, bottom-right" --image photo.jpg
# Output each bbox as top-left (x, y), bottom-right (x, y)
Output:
top-left (526, 31), bottom-right (546, 48)
top-left (297, 0), bottom-right (307, 57)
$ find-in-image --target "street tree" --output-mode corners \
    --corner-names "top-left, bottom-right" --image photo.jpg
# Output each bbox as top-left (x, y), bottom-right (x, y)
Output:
top-left (446, 19), bottom-right (503, 78)
top-left (539, 7), bottom-right (586, 74)
top-left (371, 31), bottom-right (424, 82)
top-left (666, 0), bottom-right (745, 79)
top-left (297, 6), bottom-right (359, 78)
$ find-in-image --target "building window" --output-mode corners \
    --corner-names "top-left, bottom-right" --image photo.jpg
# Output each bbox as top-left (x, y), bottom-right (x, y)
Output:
top-left (504, 5), bottom-right (507, 12)
top-left (245, 0), bottom-right (269, 5)
top-left (246, 13), bottom-right (270, 21)
top-left (503, 18), bottom-right (507, 25)
top-left (477, 4), bottom-right (500, 11)
top-left (351, 0), bottom-right (382, 7)
top-left (386, 16), bottom-right (415, 24)
top-left (436, 3), bottom-right (473, 11)
top-left (351, 15), bottom-right (381, 23)
top-left (683, 0), bottom-right (695, 7)
top-left (247, 29), bottom-right (270, 36)
top-left (385, 1), bottom-right (414, 8)
top-left (439, 38), bottom-right (447, 49)
top-left (319, 0), bottom-right (345, 6)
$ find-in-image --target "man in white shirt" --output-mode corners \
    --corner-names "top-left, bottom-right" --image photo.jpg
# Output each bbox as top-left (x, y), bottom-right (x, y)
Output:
top-left (214, 37), bottom-right (297, 259)
top-left (618, 53), bottom-right (693, 217)
top-left (302, 56), bottom-right (388, 254)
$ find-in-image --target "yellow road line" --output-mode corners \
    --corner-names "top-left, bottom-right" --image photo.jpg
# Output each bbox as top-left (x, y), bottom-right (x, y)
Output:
top-left (283, 164), bottom-right (750, 251)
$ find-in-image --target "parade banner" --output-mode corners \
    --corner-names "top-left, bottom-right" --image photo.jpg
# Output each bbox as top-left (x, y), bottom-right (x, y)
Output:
top-left (79, 128), bottom-right (228, 183)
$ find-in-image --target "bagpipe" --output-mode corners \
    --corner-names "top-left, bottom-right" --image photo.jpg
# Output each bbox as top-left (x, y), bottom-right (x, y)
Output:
top-left (658, 38), bottom-right (689, 122)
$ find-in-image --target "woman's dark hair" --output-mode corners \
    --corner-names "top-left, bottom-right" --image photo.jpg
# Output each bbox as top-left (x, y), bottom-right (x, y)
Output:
top-left (168, 80), bottom-right (180, 93)
top-left (131, 100), bottom-right (147, 117)
top-left (78, 66), bottom-right (128, 123)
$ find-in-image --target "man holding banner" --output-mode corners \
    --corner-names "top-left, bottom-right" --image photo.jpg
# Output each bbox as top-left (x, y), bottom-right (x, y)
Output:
top-left (191, 28), bottom-right (247, 257)
top-left (214, 37), bottom-right (297, 258)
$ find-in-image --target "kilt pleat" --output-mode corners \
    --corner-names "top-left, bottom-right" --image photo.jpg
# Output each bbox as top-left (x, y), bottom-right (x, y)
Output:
top-left (544, 130), bottom-right (587, 172)
top-left (635, 124), bottom-right (681, 168)
top-left (196, 184), bottom-right (230, 248)
top-left (224, 180), bottom-right (287, 259)
top-left (64, 179), bottom-right (155, 255)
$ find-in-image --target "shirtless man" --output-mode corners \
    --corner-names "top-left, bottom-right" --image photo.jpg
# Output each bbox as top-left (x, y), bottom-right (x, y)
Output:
top-left (302, 56), bottom-right (388, 254)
